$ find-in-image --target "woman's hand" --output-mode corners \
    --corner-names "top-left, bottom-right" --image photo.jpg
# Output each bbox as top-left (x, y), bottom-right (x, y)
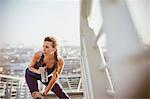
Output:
top-left (37, 67), bottom-right (47, 74)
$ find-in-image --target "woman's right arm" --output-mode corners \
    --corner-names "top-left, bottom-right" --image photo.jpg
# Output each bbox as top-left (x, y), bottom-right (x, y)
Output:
top-left (28, 51), bottom-right (41, 74)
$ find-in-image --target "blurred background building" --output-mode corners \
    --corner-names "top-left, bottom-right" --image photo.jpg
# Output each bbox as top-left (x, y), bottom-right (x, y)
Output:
top-left (0, 44), bottom-right (81, 77)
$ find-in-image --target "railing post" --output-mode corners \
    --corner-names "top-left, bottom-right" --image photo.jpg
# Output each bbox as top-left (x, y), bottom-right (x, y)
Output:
top-left (23, 85), bottom-right (29, 99)
top-left (4, 82), bottom-right (11, 99)
top-left (16, 82), bottom-right (20, 99)
top-left (77, 77), bottom-right (82, 92)
top-left (66, 77), bottom-right (72, 92)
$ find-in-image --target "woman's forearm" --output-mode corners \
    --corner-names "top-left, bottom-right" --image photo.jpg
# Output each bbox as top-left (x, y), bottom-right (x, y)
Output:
top-left (44, 79), bottom-right (56, 95)
top-left (44, 72), bottom-right (59, 95)
top-left (28, 67), bottom-right (39, 74)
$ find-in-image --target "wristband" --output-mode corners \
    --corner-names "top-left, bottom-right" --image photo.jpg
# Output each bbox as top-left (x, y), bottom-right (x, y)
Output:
top-left (41, 92), bottom-right (45, 96)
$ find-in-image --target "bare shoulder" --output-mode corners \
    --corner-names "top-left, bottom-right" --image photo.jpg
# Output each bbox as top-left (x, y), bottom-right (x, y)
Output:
top-left (29, 50), bottom-right (42, 67)
top-left (58, 56), bottom-right (64, 66)
top-left (33, 51), bottom-right (42, 61)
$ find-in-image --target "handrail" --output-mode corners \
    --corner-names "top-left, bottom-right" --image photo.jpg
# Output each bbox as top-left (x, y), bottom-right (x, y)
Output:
top-left (0, 74), bottom-right (23, 80)
top-left (0, 74), bottom-right (83, 98)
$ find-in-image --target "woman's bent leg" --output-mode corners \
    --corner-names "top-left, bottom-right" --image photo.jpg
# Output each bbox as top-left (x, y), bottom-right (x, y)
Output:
top-left (25, 68), bottom-right (41, 94)
top-left (51, 82), bottom-right (70, 99)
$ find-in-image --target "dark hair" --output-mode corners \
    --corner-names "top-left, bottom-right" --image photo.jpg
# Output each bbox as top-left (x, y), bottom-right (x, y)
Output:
top-left (44, 36), bottom-right (58, 64)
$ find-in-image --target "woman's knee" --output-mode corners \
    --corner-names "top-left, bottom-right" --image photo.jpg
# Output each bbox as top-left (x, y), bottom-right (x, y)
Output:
top-left (25, 68), bottom-right (41, 80)
top-left (25, 68), bottom-right (29, 78)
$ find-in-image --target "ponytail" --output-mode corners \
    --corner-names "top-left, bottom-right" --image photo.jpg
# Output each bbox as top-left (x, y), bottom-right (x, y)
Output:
top-left (54, 49), bottom-right (58, 72)
top-left (54, 50), bottom-right (58, 63)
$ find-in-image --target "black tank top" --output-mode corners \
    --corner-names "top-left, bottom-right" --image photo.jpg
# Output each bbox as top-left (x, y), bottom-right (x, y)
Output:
top-left (35, 53), bottom-right (57, 75)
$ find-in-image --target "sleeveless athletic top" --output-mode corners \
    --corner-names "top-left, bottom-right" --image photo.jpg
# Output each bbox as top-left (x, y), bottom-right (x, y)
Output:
top-left (35, 53), bottom-right (57, 75)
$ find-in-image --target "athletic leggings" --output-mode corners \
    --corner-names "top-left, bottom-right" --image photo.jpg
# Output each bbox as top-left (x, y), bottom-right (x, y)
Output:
top-left (25, 68), bottom-right (70, 99)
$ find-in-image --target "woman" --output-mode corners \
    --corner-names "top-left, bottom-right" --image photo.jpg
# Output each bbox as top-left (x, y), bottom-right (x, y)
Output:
top-left (25, 36), bottom-right (70, 99)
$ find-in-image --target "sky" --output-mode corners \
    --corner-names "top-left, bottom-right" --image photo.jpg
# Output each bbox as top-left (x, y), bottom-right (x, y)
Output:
top-left (0, 0), bottom-right (149, 48)
top-left (0, 0), bottom-right (80, 48)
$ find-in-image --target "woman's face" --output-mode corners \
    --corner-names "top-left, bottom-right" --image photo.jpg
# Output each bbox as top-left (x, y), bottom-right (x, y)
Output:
top-left (43, 41), bottom-right (56, 56)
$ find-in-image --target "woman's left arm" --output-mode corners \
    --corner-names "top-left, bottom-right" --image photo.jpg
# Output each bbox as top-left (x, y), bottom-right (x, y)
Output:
top-left (44, 57), bottom-right (64, 95)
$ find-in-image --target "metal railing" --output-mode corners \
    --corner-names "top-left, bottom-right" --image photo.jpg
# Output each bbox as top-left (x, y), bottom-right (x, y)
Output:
top-left (0, 74), bottom-right (31, 99)
top-left (0, 74), bottom-right (83, 98)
